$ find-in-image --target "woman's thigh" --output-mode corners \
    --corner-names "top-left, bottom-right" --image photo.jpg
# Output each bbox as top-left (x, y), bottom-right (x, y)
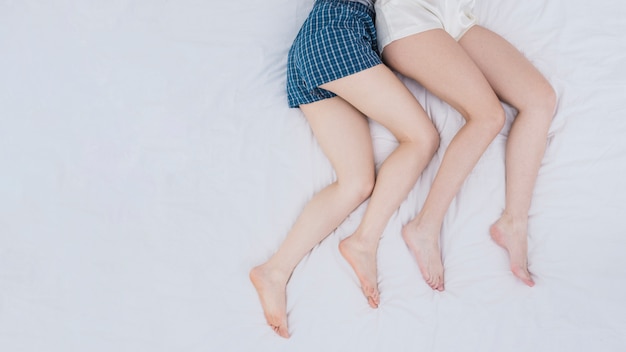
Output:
top-left (458, 25), bottom-right (556, 112)
top-left (381, 29), bottom-right (502, 121)
top-left (300, 97), bottom-right (375, 184)
top-left (319, 64), bottom-right (437, 144)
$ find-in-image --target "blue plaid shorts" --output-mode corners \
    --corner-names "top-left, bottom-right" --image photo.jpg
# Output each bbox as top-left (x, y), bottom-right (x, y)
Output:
top-left (286, 0), bottom-right (382, 108)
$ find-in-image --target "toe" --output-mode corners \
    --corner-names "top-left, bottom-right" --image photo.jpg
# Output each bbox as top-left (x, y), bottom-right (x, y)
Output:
top-left (427, 275), bottom-right (435, 287)
top-left (372, 290), bottom-right (380, 306)
top-left (362, 285), bottom-right (373, 299)
top-left (512, 266), bottom-right (535, 287)
top-left (362, 285), bottom-right (379, 308)
top-left (433, 277), bottom-right (441, 290)
top-left (367, 296), bottom-right (378, 308)
top-left (277, 325), bottom-right (290, 338)
top-left (520, 272), bottom-right (535, 287)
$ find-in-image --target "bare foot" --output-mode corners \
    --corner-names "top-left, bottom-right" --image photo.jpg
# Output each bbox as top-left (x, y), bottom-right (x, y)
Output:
top-left (401, 221), bottom-right (444, 291)
top-left (490, 214), bottom-right (535, 287)
top-left (339, 235), bottom-right (380, 308)
top-left (249, 265), bottom-right (291, 338)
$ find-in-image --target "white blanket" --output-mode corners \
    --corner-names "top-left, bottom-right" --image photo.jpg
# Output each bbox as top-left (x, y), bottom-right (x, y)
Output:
top-left (1, 0), bottom-right (625, 351)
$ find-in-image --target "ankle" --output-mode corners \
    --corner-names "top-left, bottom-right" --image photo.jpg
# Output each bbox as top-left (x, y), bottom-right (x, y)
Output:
top-left (253, 262), bottom-right (292, 283)
top-left (407, 214), bottom-right (441, 234)
top-left (344, 232), bottom-right (379, 250)
top-left (500, 209), bottom-right (529, 224)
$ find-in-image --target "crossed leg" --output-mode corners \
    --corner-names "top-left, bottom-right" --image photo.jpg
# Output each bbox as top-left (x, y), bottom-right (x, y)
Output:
top-left (382, 29), bottom-right (507, 290)
top-left (251, 64), bottom-right (439, 337)
top-left (382, 26), bottom-right (556, 288)
top-left (459, 26), bottom-right (557, 286)
top-left (250, 96), bottom-right (376, 338)
top-left (320, 64), bottom-right (439, 307)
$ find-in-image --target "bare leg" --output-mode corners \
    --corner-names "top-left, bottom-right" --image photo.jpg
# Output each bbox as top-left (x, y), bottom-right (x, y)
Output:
top-left (320, 65), bottom-right (439, 306)
top-left (383, 29), bottom-right (506, 290)
top-left (251, 64), bottom-right (439, 333)
top-left (459, 26), bottom-right (557, 286)
top-left (251, 97), bottom-right (376, 338)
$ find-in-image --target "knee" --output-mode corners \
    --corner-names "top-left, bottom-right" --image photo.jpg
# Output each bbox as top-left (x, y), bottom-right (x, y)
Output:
top-left (524, 85), bottom-right (558, 118)
top-left (410, 125), bottom-right (440, 158)
top-left (422, 125), bottom-right (440, 157)
top-left (468, 103), bottom-right (506, 137)
top-left (354, 173), bottom-right (376, 202)
top-left (397, 123), bottom-right (440, 159)
top-left (507, 81), bottom-right (558, 123)
top-left (338, 172), bottom-right (375, 204)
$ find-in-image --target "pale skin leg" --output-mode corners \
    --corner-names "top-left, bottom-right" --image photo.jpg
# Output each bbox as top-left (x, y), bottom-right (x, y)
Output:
top-left (250, 97), bottom-right (376, 338)
top-left (382, 26), bottom-right (557, 288)
top-left (250, 64), bottom-right (439, 337)
top-left (321, 65), bottom-right (439, 307)
top-left (382, 29), bottom-right (507, 290)
top-left (458, 26), bottom-right (557, 286)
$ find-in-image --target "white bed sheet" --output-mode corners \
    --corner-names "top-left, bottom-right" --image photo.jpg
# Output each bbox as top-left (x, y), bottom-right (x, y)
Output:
top-left (1, 0), bottom-right (626, 351)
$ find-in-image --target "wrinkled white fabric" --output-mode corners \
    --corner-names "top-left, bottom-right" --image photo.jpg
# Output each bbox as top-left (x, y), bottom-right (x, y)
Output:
top-left (2, 0), bottom-right (626, 351)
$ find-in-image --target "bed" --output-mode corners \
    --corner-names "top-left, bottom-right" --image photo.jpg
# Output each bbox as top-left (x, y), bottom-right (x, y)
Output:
top-left (1, 0), bottom-right (625, 351)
